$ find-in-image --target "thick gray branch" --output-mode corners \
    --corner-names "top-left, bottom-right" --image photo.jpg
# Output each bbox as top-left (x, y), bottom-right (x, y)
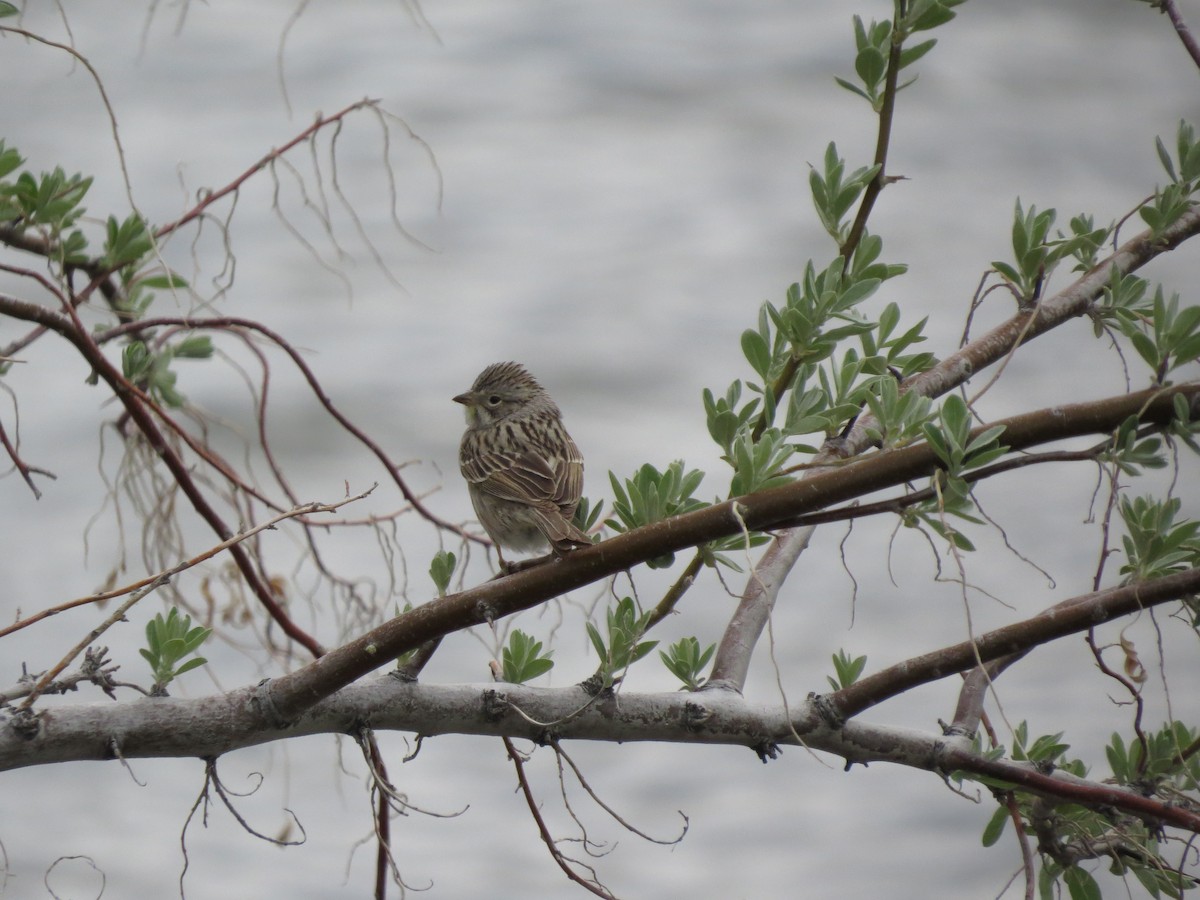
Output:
top-left (4, 677), bottom-right (1196, 832)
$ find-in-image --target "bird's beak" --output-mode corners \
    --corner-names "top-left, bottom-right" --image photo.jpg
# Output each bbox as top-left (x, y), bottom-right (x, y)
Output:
top-left (453, 392), bottom-right (472, 406)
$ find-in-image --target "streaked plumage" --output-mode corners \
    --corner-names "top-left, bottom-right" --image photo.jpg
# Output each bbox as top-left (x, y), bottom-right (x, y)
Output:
top-left (454, 362), bottom-right (591, 563)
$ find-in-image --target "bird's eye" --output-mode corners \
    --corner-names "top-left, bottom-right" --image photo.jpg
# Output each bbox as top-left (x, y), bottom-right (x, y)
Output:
top-left (487, 395), bottom-right (502, 406)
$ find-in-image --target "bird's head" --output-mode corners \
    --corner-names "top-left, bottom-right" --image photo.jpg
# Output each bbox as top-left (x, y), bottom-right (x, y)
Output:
top-left (454, 361), bottom-right (555, 427)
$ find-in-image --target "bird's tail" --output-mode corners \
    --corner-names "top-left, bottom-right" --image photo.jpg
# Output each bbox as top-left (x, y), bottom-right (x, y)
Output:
top-left (533, 505), bottom-right (593, 553)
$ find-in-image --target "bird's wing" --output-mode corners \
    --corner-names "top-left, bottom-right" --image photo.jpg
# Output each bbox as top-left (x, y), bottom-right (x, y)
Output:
top-left (461, 445), bottom-right (559, 505)
top-left (550, 431), bottom-right (584, 516)
top-left (460, 428), bottom-right (590, 548)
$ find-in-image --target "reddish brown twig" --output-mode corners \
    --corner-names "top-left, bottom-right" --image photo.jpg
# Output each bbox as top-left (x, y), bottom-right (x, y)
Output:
top-left (1156, 0), bottom-right (1200, 70)
top-left (58, 297), bottom-right (326, 657)
top-left (154, 99), bottom-right (381, 241)
top-left (0, 417), bottom-right (56, 499)
top-left (93, 315), bottom-right (484, 544)
top-left (502, 736), bottom-right (618, 899)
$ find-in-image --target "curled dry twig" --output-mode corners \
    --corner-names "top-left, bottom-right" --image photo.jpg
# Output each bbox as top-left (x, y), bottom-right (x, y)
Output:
top-left (551, 738), bottom-right (689, 847)
top-left (501, 735), bottom-right (618, 900)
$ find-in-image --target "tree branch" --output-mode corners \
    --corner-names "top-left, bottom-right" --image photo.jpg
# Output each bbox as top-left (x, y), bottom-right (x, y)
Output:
top-left (247, 382), bottom-right (1198, 721)
top-left (7, 657), bottom-right (1200, 834)
top-left (708, 205), bottom-right (1200, 694)
top-left (829, 564), bottom-right (1200, 720)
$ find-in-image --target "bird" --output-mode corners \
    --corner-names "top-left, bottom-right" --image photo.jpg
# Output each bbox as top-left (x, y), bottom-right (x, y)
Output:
top-left (454, 362), bottom-right (592, 569)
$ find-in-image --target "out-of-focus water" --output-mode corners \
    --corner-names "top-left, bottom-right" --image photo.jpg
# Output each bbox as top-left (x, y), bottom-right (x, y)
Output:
top-left (2, 1), bottom-right (1199, 897)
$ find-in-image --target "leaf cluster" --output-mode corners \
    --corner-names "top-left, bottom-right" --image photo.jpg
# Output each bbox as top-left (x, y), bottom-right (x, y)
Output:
top-left (1118, 495), bottom-right (1200, 582)
top-left (501, 630), bottom-right (554, 684)
top-left (826, 649), bottom-right (868, 691)
top-left (1129, 289), bottom-right (1200, 382)
top-left (0, 140), bottom-right (217, 405)
top-left (992, 201), bottom-right (1113, 306)
top-left (1107, 722), bottom-right (1200, 792)
top-left (139, 608), bottom-right (211, 696)
top-left (834, 1), bottom-right (966, 111)
top-left (977, 723), bottom-right (1200, 900)
top-left (572, 494), bottom-right (604, 532)
top-left (1096, 265), bottom-right (1200, 385)
top-left (895, 394), bottom-right (1007, 551)
top-left (1101, 415), bottom-right (1169, 476)
top-left (921, 394), bottom-right (1008, 479)
top-left (1141, 121), bottom-right (1200, 239)
top-left (119, 335), bottom-right (213, 408)
top-left (586, 597), bottom-right (658, 691)
top-left (659, 637), bottom-right (716, 691)
top-left (606, 463), bottom-right (707, 568)
top-left (707, 238), bottom-right (924, 477)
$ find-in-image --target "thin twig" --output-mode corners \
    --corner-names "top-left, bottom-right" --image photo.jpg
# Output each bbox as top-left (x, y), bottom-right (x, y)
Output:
top-left (776, 447), bottom-right (1106, 529)
top-left (1156, 0), bottom-right (1200, 70)
top-left (0, 418), bottom-right (56, 499)
top-left (838, 1), bottom-right (906, 261)
top-left (92, 315), bottom-right (482, 543)
top-left (154, 100), bottom-right (380, 241)
top-left (204, 758), bottom-right (307, 845)
top-left (501, 736), bottom-right (618, 900)
top-left (13, 493), bottom-right (369, 709)
top-left (645, 551), bottom-right (703, 629)
top-left (18, 574), bottom-right (170, 710)
top-left (552, 739), bottom-right (688, 846)
top-left (0, 28), bottom-right (135, 215)
top-left (2, 491), bottom-right (370, 641)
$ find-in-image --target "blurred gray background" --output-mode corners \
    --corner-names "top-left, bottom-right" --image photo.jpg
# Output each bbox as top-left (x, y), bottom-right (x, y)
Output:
top-left (2, 1), bottom-right (1199, 897)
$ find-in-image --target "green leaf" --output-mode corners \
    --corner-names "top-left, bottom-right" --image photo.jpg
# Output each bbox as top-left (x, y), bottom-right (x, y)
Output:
top-left (586, 621), bottom-right (607, 661)
top-left (181, 627), bottom-right (210, 654)
top-left (138, 273), bottom-right (189, 290)
top-left (921, 420), bottom-right (950, 464)
top-left (1062, 866), bottom-right (1101, 900)
top-left (429, 550), bottom-right (457, 597)
top-left (906, 0), bottom-right (965, 33)
top-left (102, 213), bottom-right (154, 269)
top-left (1128, 329), bottom-right (1160, 371)
top-left (630, 639), bottom-right (659, 664)
top-left (991, 260), bottom-right (1022, 286)
top-left (854, 45), bottom-right (886, 90)
top-left (172, 657), bottom-right (208, 677)
top-left (898, 38), bottom-right (937, 70)
top-left (0, 141), bottom-right (23, 178)
top-left (740, 328), bottom-right (772, 379)
top-left (964, 425), bottom-right (1005, 454)
top-left (981, 806), bottom-right (1008, 847)
top-left (833, 77), bottom-right (872, 103)
top-left (1157, 133), bottom-right (1178, 182)
top-left (173, 336), bottom-right (214, 359)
